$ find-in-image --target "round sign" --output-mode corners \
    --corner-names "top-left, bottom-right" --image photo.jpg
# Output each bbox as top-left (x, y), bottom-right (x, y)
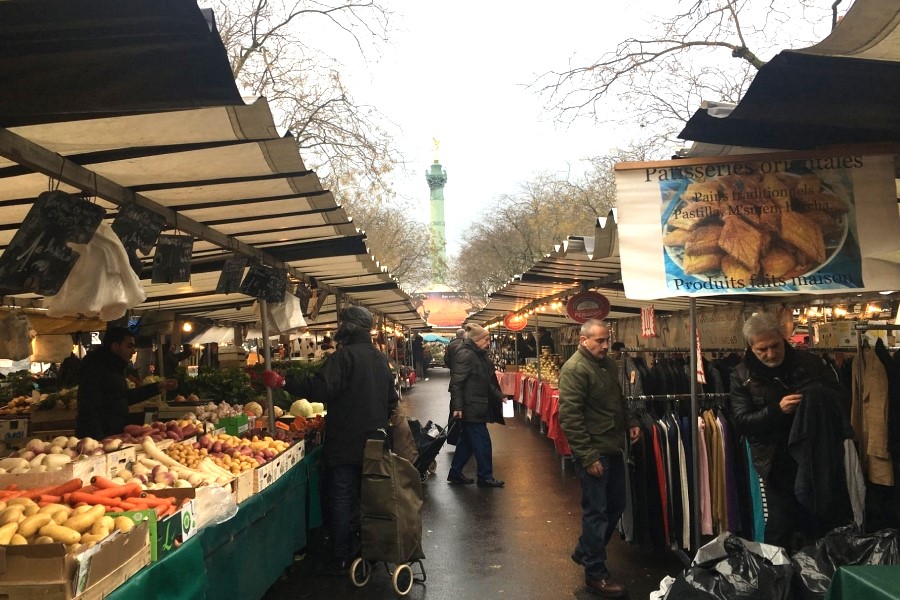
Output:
top-left (503, 312), bottom-right (528, 331)
top-left (566, 291), bottom-right (611, 323)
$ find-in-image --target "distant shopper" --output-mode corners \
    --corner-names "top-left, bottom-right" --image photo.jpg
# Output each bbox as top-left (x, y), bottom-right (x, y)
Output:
top-left (558, 319), bottom-right (640, 598)
top-left (444, 328), bottom-right (465, 369)
top-left (538, 327), bottom-right (555, 354)
top-left (447, 323), bottom-right (506, 488)
top-left (76, 327), bottom-right (178, 439)
top-left (263, 306), bottom-right (398, 575)
top-left (162, 343), bottom-right (192, 377)
top-left (412, 333), bottom-right (426, 380)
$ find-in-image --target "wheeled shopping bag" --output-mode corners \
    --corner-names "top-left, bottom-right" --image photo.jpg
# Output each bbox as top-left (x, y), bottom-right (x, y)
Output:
top-left (413, 417), bottom-right (460, 482)
top-left (350, 435), bottom-right (426, 596)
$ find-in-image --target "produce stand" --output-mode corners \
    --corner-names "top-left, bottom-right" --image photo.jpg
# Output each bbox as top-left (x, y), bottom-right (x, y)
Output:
top-left (107, 446), bottom-right (322, 600)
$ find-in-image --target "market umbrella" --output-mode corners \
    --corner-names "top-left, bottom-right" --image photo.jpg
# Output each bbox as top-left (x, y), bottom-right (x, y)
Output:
top-left (422, 333), bottom-right (450, 343)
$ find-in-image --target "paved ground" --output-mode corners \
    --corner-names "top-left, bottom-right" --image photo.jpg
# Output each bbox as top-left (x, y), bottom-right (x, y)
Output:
top-left (264, 369), bottom-right (684, 599)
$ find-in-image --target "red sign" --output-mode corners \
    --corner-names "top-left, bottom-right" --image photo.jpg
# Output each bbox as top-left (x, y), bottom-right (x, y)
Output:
top-left (503, 312), bottom-right (528, 331)
top-left (566, 291), bottom-right (611, 323)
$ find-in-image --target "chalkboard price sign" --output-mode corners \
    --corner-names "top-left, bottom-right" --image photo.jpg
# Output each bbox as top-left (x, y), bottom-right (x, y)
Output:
top-left (216, 256), bottom-right (248, 293)
top-left (151, 234), bottom-right (193, 284)
top-left (0, 190), bottom-right (105, 295)
top-left (111, 204), bottom-right (166, 275)
top-left (240, 264), bottom-right (286, 302)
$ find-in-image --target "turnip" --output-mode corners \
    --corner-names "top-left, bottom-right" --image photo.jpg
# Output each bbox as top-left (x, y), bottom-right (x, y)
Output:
top-left (18, 450), bottom-right (35, 461)
top-left (25, 438), bottom-right (46, 454)
top-left (51, 436), bottom-right (69, 448)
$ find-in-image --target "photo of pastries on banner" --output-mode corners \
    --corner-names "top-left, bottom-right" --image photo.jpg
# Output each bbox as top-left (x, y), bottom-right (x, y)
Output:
top-left (662, 171), bottom-right (851, 283)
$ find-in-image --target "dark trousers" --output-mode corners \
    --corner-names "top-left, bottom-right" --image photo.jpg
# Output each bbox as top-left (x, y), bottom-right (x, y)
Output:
top-left (327, 464), bottom-right (362, 561)
top-left (574, 455), bottom-right (626, 581)
top-left (449, 421), bottom-right (493, 481)
top-left (764, 457), bottom-right (817, 551)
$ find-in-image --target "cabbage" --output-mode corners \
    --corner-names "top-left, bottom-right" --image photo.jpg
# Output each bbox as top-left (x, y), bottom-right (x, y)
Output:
top-left (290, 399), bottom-right (313, 417)
top-left (244, 401), bottom-right (264, 418)
top-left (310, 402), bottom-right (325, 415)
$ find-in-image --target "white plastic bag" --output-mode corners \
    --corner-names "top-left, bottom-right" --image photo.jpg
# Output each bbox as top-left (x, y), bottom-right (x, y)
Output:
top-left (254, 291), bottom-right (306, 334)
top-left (192, 484), bottom-right (238, 530)
top-left (0, 312), bottom-right (33, 360)
top-left (45, 223), bottom-right (146, 321)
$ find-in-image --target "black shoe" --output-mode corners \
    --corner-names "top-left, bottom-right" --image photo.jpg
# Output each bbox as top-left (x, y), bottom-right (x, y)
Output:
top-left (571, 550), bottom-right (583, 566)
top-left (477, 478), bottom-right (505, 488)
top-left (447, 472), bottom-right (474, 485)
top-left (585, 577), bottom-right (627, 598)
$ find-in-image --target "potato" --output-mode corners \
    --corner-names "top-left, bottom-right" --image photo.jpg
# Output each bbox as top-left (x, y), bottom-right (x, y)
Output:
top-left (33, 535), bottom-right (55, 544)
top-left (17, 513), bottom-right (51, 538)
top-left (64, 505), bottom-right (105, 534)
top-left (9, 534), bottom-right (27, 545)
top-left (92, 516), bottom-right (115, 535)
top-left (0, 506), bottom-right (25, 526)
top-left (0, 522), bottom-right (18, 545)
top-left (38, 524), bottom-right (81, 545)
top-left (114, 516), bottom-right (135, 533)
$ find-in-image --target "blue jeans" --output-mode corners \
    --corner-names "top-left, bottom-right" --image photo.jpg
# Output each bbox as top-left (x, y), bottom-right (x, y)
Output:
top-left (449, 421), bottom-right (493, 481)
top-left (328, 464), bottom-right (362, 561)
top-left (573, 455), bottom-right (626, 581)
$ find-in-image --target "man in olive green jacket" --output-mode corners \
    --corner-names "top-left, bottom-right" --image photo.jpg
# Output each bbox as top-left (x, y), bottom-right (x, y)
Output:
top-left (558, 319), bottom-right (640, 599)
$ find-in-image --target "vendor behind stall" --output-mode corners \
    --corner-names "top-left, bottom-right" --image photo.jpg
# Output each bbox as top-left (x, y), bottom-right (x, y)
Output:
top-left (76, 327), bottom-right (178, 439)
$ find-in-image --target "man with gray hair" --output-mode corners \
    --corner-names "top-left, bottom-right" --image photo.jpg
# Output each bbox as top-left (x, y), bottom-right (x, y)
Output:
top-left (728, 311), bottom-right (848, 550)
top-left (558, 319), bottom-right (640, 598)
top-left (444, 327), bottom-right (466, 370)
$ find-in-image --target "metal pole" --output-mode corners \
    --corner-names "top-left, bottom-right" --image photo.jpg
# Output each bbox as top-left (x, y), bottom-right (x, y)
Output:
top-left (259, 298), bottom-right (276, 436)
top-left (689, 297), bottom-right (701, 552)
top-left (534, 314), bottom-right (541, 382)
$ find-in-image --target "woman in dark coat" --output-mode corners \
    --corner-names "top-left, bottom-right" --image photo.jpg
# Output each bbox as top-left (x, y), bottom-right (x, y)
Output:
top-left (447, 323), bottom-right (506, 487)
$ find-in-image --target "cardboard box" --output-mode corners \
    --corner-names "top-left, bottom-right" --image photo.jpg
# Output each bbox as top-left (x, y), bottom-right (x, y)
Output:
top-left (105, 445), bottom-right (137, 479)
top-left (0, 455), bottom-right (103, 489)
top-left (251, 441), bottom-right (304, 494)
top-left (228, 469), bottom-right (255, 504)
top-left (111, 489), bottom-right (197, 562)
top-left (0, 417), bottom-right (28, 445)
top-left (0, 521), bottom-right (150, 600)
top-left (219, 414), bottom-right (249, 437)
top-left (29, 409), bottom-right (77, 425)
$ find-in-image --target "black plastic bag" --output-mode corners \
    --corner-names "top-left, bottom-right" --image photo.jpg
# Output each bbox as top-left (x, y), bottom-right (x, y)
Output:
top-left (665, 534), bottom-right (793, 600)
top-left (791, 524), bottom-right (900, 599)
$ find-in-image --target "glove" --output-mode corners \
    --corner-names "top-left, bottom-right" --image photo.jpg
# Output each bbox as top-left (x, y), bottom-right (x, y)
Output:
top-left (262, 370), bottom-right (285, 388)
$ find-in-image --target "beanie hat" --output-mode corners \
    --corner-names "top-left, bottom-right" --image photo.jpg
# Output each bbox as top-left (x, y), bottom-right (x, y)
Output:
top-left (465, 323), bottom-right (489, 342)
top-left (334, 306), bottom-right (373, 344)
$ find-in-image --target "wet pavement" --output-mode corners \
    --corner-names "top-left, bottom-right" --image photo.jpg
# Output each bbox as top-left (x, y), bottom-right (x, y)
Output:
top-left (264, 369), bottom-right (684, 599)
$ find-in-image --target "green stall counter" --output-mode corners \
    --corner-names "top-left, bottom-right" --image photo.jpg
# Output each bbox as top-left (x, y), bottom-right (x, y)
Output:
top-left (825, 565), bottom-right (900, 600)
top-left (108, 446), bottom-right (322, 600)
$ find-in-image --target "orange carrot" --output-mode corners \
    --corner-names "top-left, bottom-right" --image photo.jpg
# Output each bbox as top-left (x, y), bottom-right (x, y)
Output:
top-left (68, 492), bottom-right (124, 507)
top-left (38, 494), bottom-right (62, 504)
top-left (90, 476), bottom-right (118, 490)
top-left (19, 486), bottom-right (57, 500)
top-left (94, 483), bottom-right (142, 499)
top-left (44, 479), bottom-right (83, 496)
top-left (135, 494), bottom-right (175, 507)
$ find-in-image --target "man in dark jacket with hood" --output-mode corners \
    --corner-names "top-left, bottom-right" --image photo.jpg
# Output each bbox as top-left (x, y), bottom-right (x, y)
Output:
top-left (76, 327), bottom-right (178, 439)
top-left (447, 323), bottom-right (505, 488)
top-left (728, 311), bottom-right (847, 550)
top-left (264, 306), bottom-right (398, 574)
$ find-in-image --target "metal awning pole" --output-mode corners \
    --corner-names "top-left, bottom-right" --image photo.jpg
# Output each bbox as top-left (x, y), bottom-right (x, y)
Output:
top-left (689, 297), bottom-right (701, 553)
top-left (259, 298), bottom-right (276, 435)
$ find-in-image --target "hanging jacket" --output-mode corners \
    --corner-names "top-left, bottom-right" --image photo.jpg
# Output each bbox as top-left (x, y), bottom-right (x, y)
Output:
top-left (284, 329), bottom-right (398, 467)
top-left (788, 383), bottom-right (854, 529)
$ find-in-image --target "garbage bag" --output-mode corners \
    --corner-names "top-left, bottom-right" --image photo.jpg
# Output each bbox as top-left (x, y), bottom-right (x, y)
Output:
top-left (665, 534), bottom-right (793, 600)
top-left (791, 524), bottom-right (900, 600)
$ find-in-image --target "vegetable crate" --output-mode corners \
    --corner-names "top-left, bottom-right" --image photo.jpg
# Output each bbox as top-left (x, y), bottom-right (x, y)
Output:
top-left (110, 488), bottom-right (197, 562)
top-left (0, 417), bottom-right (28, 445)
top-left (219, 414), bottom-right (249, 437)
top-left (0, 455), bottom-right (105, 489)
top-left (0, 520), bottom-right (150, 600)
top-left (104, 446), bottom-right (137, 479)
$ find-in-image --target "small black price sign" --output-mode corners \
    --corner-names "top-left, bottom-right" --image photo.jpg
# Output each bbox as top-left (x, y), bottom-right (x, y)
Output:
top-left (0, 190), bottom-right (106, 295)
top-left (240, 264), bottom-right (286, 302)
top-left (216, 256), bottom-right (248, 293)
top-left (111, 204), bottom-right (166, 275)
top-left (151, 234), bottom-right (193, 284)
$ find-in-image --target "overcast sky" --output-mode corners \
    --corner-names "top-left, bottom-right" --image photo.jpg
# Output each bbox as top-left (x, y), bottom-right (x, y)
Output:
top-left (329, 0), bottom-right (843, 255)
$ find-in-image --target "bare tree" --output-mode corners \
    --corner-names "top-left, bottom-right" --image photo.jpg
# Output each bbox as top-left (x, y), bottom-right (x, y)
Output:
top-left (203, 1), bottom-right (432, 288)
top-left (535, 0), bottom-right (835, 148)
top-left (449, 159), bottom-right (624, 306)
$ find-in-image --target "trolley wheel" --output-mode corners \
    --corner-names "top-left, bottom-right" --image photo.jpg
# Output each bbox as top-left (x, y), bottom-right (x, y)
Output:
top-left (350, 557), bottom-right (371, 587)
top-left (392, 563), bottom-right (414, 596)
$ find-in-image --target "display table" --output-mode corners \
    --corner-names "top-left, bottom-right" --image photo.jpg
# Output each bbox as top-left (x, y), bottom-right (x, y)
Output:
top-left (108, 446), bottom-right (323, 600)
top-left (496, 372), bottom-right (571, 456)
top-left (825, 566), bottom-right (900, 600)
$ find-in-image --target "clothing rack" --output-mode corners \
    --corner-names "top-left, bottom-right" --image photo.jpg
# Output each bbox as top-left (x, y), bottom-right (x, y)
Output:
top-left (626, 393), bottom-right (730, 402)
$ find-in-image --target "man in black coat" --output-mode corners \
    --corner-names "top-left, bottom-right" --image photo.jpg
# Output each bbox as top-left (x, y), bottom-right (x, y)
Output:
top-left (76, 327), bottom-right (178, 440)
top-left (444, 328), bottom-right (465, 369)
top-left (447, 323), bottom-right (505, 488)
top-left (728, 312), bottom-right (848, 550)
top-left (265, 306), bottom-right (398, 574)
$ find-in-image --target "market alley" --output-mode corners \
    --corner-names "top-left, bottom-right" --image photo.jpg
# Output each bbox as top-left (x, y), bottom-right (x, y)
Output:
top-left (263, 369), bottom-right (683, 600)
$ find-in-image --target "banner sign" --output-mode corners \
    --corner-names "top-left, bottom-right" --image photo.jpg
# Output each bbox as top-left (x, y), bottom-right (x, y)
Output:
top-left (566, 291), bottom-right (611, 323)
top-left (615, 153), bottom-right (900, 298)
